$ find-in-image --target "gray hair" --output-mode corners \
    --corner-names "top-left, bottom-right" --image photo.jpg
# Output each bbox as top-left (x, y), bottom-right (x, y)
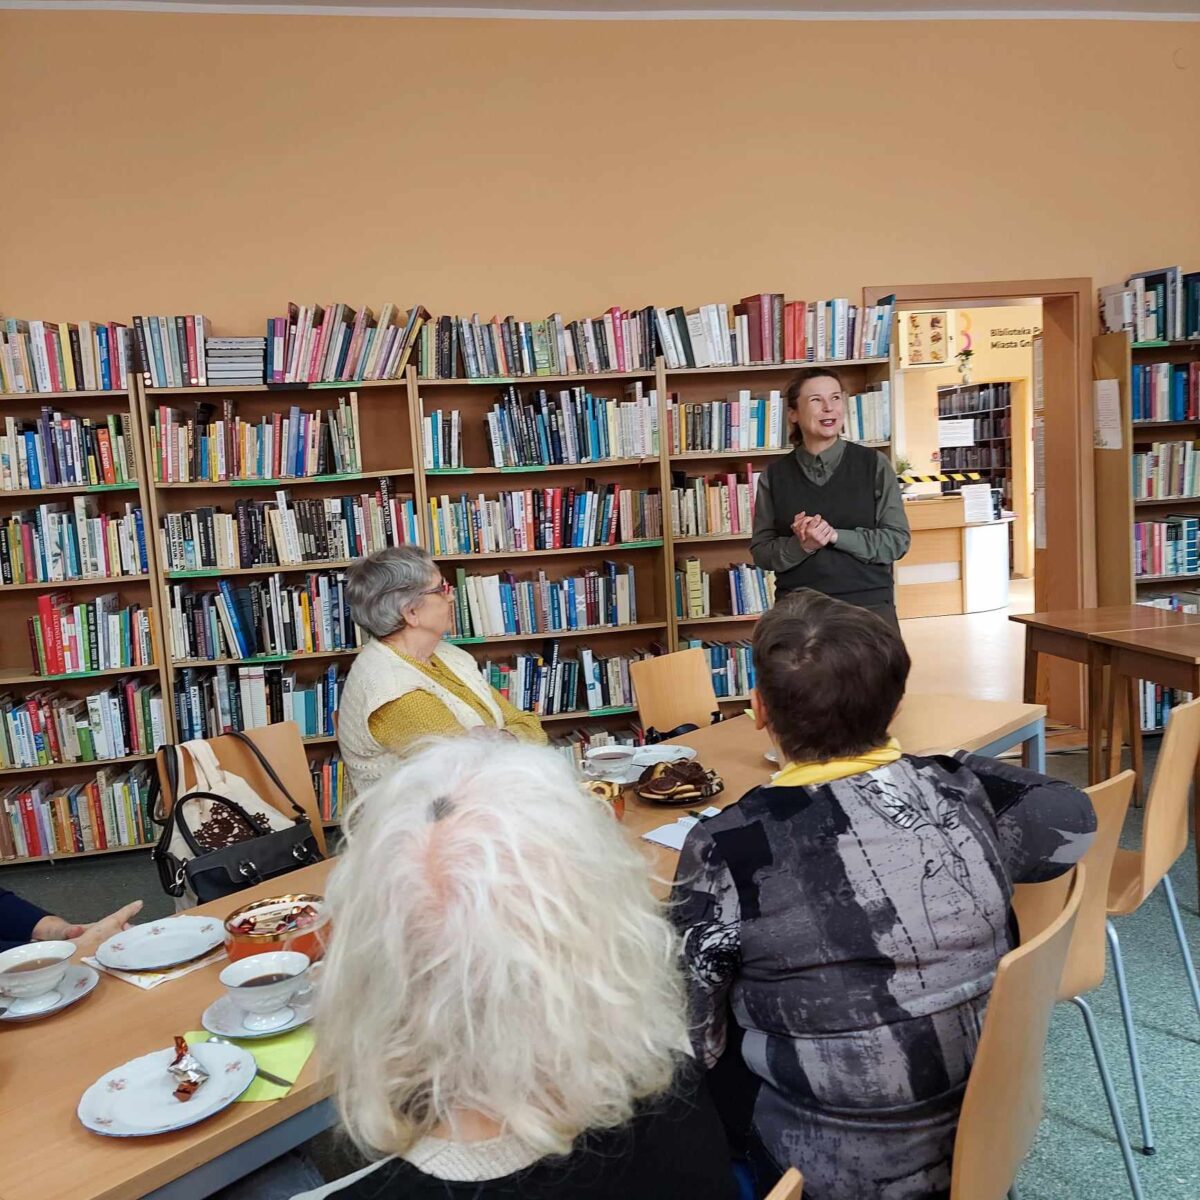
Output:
top-left (346, 546), bottom-right (439, 639)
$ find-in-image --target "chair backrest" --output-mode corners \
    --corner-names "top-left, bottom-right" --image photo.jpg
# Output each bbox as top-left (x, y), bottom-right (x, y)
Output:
top-left (1012, 771), bottom-right (1134, 998)
top-left (950, 865), bottom-right (1084, 1200)
top-left (629, 648), bottom-right (718, 735)
top-left (1138, 694), bottom-right (1200, 898)
top-left (155, 721), bottom-right (328, 857)
top-left (764, 1167), bottom-right (804, 1200)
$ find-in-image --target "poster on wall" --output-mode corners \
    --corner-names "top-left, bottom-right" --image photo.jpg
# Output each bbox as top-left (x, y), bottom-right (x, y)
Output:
top-left (900, 310), bottom-right (952, 367)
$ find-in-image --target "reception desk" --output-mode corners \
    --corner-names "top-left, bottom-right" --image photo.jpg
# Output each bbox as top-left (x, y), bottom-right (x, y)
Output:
top-left (896, 495), bottom-right (1012, 619)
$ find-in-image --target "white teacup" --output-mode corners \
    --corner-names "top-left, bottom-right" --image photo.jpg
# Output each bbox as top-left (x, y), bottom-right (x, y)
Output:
top-left (219, 951), bottom-right (310, 1032)
top-left (0, 940), bottom-right (76, 1016)
top-left (583, 745), bottom-right (638, 781)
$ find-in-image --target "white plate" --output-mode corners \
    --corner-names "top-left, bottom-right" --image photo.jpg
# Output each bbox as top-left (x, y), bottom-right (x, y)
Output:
top-left (78, 1040), bottom-right (255, 1137)
top-left (0, 965), bottom-right (100, 1022)
top-left (598, 744), bottom-right (698, 786)
top-left (95, 916), bottom-right (225, 972)
top-left (201, 993), bottom-right (314, 1040)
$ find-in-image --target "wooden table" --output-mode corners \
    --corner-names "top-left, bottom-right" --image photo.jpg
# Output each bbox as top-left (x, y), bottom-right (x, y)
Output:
top-left (3, 694), bottom-right (1044, 1200)
top-left (1010, 606), bottom-right (1200, 785)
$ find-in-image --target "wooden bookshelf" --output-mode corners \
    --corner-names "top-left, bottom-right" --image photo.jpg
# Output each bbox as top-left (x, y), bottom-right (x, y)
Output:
top-left (0, 381), bottom-right (171, 869)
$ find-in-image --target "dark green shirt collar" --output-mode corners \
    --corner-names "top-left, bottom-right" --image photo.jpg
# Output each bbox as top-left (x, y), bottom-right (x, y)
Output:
top-left (794, 438), bottom-right (845, 481)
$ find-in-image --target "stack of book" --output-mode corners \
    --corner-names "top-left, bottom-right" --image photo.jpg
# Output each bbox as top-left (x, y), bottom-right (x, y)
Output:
top-left (0, 680), bottom-right (165, 770)
top-left (310, 750), bottom-right (352, 823)
top-left (1131, 361), bottom-right (1200, 422)
top-left (1, 500), bottom-right (148, 585)
top-left (267, 303), bottom-right (429, 384)
top-left (549, 724), bottom-right (646, 770)
top-left (1132, 441), bottom-right (1200, 501)
top-left (1099, 268), bottom-right (1200, 343)
top-left (481, 384), bottom-right (659, 468)
top-left (173, 661), bottom-right (344, 742)
top-left (667, 390), bottom-right (786, 455)
top-left (448, 562), bottom-right (639, 639)
top-left (0, 763), bottom-right (154, 860)
top-left (0, 319), bottom-right (130, 394)
top-left (27, 594), bottom-right (154, 676)
top-left (132, 315), bottom-right (211, 388)
top-left (483, 642), bottom-right (655, 716)
top-left (206, 338), bottom-right (266, 387)
top-left (160, 484), bottom-right (419, 573)
top-left (151, 394), bottom-right (362, 482)
top-left (674, 559), bottom-right (775, 619)
top-left (682, 638), bottom-right (755, 699)
top-left (1, 409), bottom-right (138, 492)
top-left (428, 483), bottom-right (661, 556)
top-left (844, 382), bottom-right (892, 444)
top-left (1133, 516), bottom-right (1200, 579)
top-left (669, 467), bottom-right (761, 538)
top-left (167, 571), bottom-right (360, 662)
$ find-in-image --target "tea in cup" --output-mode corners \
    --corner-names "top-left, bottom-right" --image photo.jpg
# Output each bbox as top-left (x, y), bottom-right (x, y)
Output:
top-left (218, 950), bottom-right (310, 1032)
top-left (582, 745), bottom-right (637, 782)
top-left (0, 940), bottom-right (75, 1016)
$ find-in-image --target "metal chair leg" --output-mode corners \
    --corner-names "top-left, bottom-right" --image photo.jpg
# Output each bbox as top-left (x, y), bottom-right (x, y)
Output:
top-left (1071, 996), bottom-right (1147, 1200)
top-left (1161, 873), bottom-right (1200, 1023)
top-left (1105, 920), bottom-right (1156, 1154)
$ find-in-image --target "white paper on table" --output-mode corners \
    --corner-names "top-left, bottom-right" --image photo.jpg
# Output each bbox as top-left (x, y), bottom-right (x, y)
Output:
top-left (83, 947), bottom-right (226, 990)
top-left (1093, 378), bottom-right (1123, 450)
top-left (642, 808), bottom-right (721, 851)
top-left (960, 483), bottom-right (994, 524)
top-left (938, 419), bottom-right (976, 448)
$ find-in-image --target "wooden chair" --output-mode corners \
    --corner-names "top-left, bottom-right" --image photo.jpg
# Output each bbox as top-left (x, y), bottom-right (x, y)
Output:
top-left (950, 865), bottom-right (1084, 1200)
top-left (1013, 771), bottom-right (1144, 1198)
top-left (154, 721), bottom-right (328, 857)
top-left (629, 648), bottom-right (719, 736)
top-left (764, 1167), bottom-right (803, 1199)
top-left (1103, 694), bottom-right (1200, 1161)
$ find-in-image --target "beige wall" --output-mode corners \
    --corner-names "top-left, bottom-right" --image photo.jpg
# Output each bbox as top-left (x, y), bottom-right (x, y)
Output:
top-left (2, 13), bottom-right (1199, 330)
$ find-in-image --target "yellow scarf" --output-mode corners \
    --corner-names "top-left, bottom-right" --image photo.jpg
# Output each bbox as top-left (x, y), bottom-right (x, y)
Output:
top-left (768, 738), bottom-right (902, 788)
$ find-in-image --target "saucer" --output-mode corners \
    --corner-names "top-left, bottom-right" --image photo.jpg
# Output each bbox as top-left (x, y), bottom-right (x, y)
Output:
top-left (0, 965), bottom-right (100, 1022)
top-left (594, 745), bottom-right (698, 786)
top-left (95, 916), bottom-right (225, 972)
top-left (201, 993), bottom-right (314, 1040)
top-left (78, 1040), bottom-right (255, 1137)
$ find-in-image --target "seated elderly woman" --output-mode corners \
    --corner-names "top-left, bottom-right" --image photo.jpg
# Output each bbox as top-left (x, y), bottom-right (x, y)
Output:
top-left (338, 546), bottom-right (546, 790)
top-left (672, 589), bottom-right (1096, 1200)
top-left (300, 737), bottom-right (736, 1200)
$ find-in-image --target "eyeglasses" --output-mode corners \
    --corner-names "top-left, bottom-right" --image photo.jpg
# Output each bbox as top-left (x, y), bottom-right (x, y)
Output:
top-left (420, 578), bottom-right (452, 598)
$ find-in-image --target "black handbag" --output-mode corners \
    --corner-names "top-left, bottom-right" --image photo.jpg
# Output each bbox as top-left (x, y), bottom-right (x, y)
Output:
top-left (150, 730), bottom-right (325, 904)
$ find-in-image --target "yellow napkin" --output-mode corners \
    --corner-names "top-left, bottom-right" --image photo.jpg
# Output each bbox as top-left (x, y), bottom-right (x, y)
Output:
top-left (186, 1027), bottom-right (316, 1102)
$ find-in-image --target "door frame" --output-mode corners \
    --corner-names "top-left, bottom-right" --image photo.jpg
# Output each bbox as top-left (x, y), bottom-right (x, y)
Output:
top-left (865, 278), bottom-right (1094, 726)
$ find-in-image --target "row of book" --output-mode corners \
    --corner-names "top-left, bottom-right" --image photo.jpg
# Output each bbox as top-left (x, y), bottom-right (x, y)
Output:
top-left (843, 383), bottom-right (892, 444)
top-left (667, 391), bottom-right (786, 455)
top-left (1130, 361), bottom-right (1200, 423)
top-left (166, 572), bottom-right (361, 663)
top-left (683, 638), bottom-right (755, 699)
top-left (311, 751), bottom-right (351, 823)
top-left (1, 500), bottom-right (148, 585)
top-left (1131, 441), bottom-right (1200, 501)
top-left (936, 382), bottom-right (1013, 417)
top-left (1099, 268), bottom-right (1200, 344)
top-left (0, 764), bottom-right (153, 860)
top-left (28, 595), bottom-right (154, 677)
top-left (938, 447), bottom-right (1010, 472)
top-left (480, 383), bottom-right (659, 469)
top-left (0, 679), bottom-right (165, 771)
top-left (1, 410), bottom-right (138, 492)
top-left (1133, 516), bottom-right (1199, 579)
top-left (160, 486), bottom-right (419, 574)
top-left (1, 319), bottom-right (131, 395)
top-left (151, 395), bottom-right (363, 483)
top-left (483, 643), bottom-right (655, 717)
top-left (173, 662), bottom-right (344, 743)
top-left (427, 485), bottom-right (662, 557)
top-left (448, 562), bottom-right (640, 640)
top-left (675, 559), bottom-right (776, 619)
top-left (267, 303), bottom-right (429, 385)
top-left (131, 316), bottom-right (211, 388)
top-left (669, 467), bottom-right (761, 538)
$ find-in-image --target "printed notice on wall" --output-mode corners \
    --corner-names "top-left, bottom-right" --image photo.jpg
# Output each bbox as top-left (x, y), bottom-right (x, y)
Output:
top-left (1032, 335), bottom-right (1044, 415)
top-left (1093, 378), bottom-right (1122, 450)
top-left (1033, 417), bottom-right (1047, 549)
top-left (1035, 489), bottom-right (1047, 550)
top-left (961, 483), bottom-right (994, 524)
top-left (938, 419), bottom-right (976, 448)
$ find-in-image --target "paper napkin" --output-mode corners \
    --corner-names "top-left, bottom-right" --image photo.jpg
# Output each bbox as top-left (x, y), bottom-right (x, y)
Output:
top-left (187, 1027), bottom-right (317, 1102)
top-left (83, 947), bottom-right (227, 989)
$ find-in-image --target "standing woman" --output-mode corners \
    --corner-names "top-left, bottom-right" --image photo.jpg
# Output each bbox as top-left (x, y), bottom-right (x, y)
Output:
top-left (750, 367), bottom-right (911, 629)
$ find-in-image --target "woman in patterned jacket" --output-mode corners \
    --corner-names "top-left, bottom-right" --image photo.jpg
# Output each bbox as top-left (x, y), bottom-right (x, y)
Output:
top-left (672, 589), bottom-right (1095, 1200)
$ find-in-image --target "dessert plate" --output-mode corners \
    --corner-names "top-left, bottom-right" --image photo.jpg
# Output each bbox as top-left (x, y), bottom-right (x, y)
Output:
top-left (95, 916), bottom-right (225, 973)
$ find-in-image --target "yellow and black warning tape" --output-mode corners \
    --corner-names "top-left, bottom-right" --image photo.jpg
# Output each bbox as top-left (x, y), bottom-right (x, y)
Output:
top-left (898, 472), bottom-right (984, 484)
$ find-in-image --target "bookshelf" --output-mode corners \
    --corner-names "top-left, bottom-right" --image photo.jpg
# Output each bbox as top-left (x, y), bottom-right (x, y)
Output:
top-left (0, 382), bottom-right (171, 867)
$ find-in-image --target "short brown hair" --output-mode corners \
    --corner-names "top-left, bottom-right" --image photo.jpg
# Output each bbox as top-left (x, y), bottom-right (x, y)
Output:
top-left (784, 367), bottom-right (845, 446)
top-left (752, 589), bottom-right (910, 763)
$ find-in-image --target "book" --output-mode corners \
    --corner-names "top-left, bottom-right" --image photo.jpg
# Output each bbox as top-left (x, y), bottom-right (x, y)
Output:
top-left (673, 561), bottom-right (775, 619)
top-left (0, 319), bottom-right (128, 394)
top-left (0, 500), bottom-right (148, 585)
top-left (0, 407), bottom-right (137, 491)
top-left (667, 390), bottom-right (786, 455)
top-left (132, 315), bottom-right (211, 387)
top-left (669, 466), bottom-right (760, 538)
top-left (682, 638), bottom-right (755, 699)
top-left (26, 594), bottom-right (154, 675)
